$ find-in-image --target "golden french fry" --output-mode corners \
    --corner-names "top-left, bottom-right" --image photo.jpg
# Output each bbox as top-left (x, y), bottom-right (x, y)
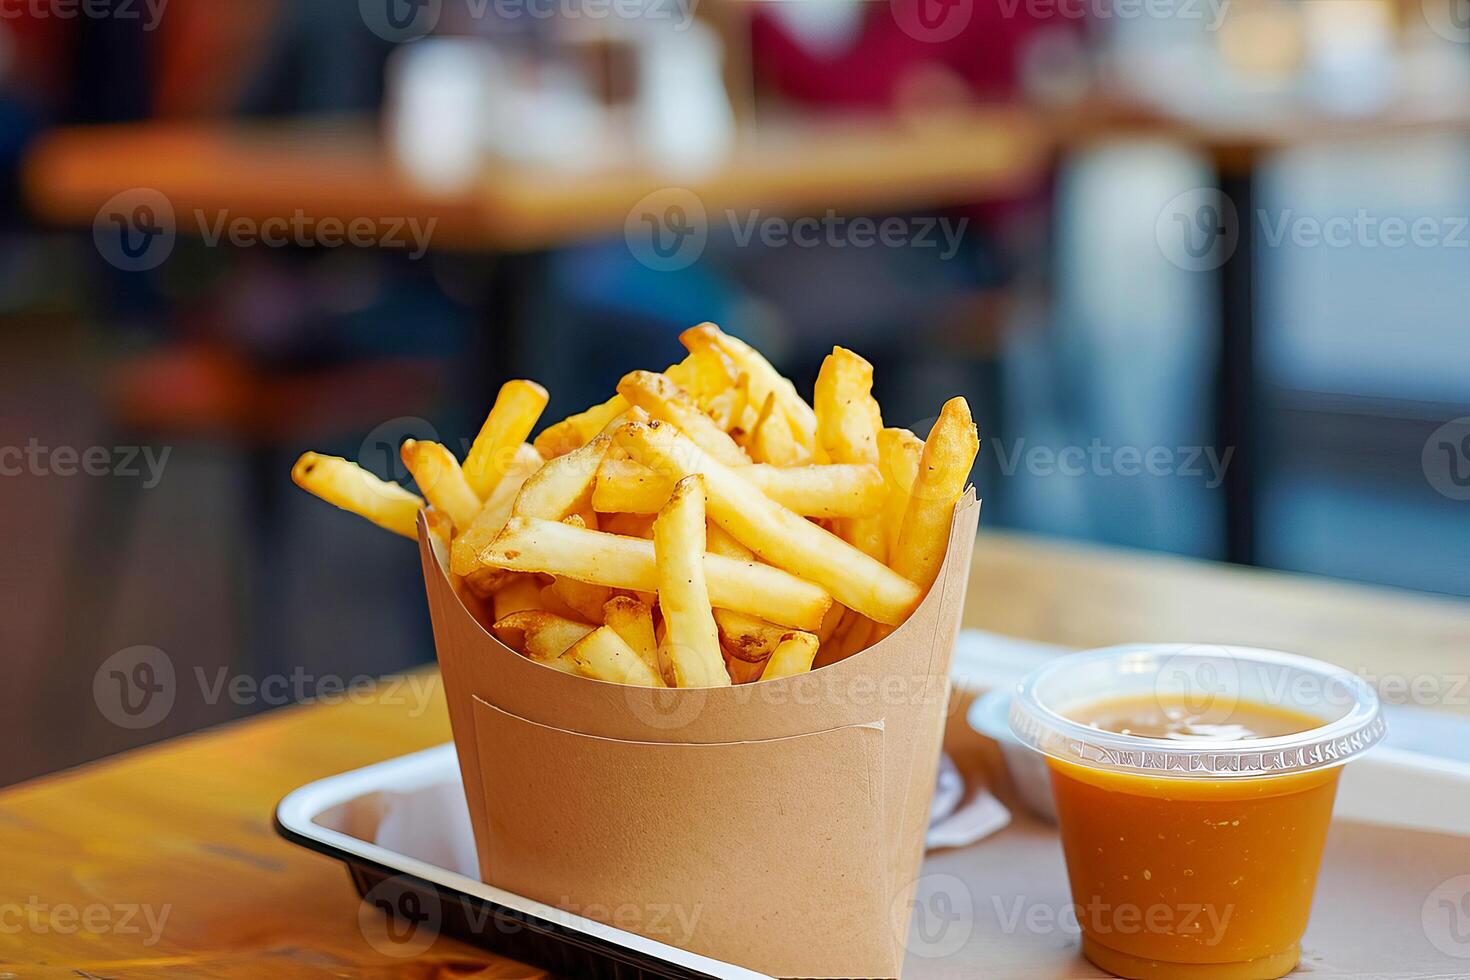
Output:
top-left (714, 609), bottom-right (786, 663)
top-left (564, 626), bottom-right (663, 686)
top-left (668, 344), bottom-right (737, 404)
top-left (599, 511), bottom-right (656, 539)
top-left (616, 421), bottom-right (921, 626)
top-left (878, 427), bottom-right (924, 558)
top-left (593, 458), bottom-right (885, 519)
top-left (532, 350), bottom-right (734, 458)
top-left (424, 509), bottom-right (454, 548)
top-left (706, 371), bottom-right (750, 432)
top-left (602, 596), bottom-right (663, 684)
top-left (478, 517), bottom-right (831, 630)
top-left (705, 521), bottom-right (753, 560)
top-left (534, 394), bottom-right (625, 458)
top-left (724, 650), bottom-right (766, 684)
top-left (400, 439), bottom-right (482, 531)
top-left (549, 576), bottom-right (612, 624)
top-left (654, 476), bottom-right (730, 688)
top-left (816, 601), bottom-right (846, 644)
top-left (814, 346), bottom-right (886, 561)
top-left (512, 435), bottom-right (610, 521)
top-left (464, 380), bottom-right (549, 498)
top-left (891, 397), bottom-right (979, 592)
top-left (760, 631), bottom-right (820, 681)
top-left (681, 323), bottom-right (818, 457)
top-left (291, 452), bottom-right (424, 539)
top-left (450, 443), bottom-right (544, 576)
top-left (491, 574), bottom-right (544, 621)
top-left (491, 611), bottom-right (588, 671)
top-left (617, 371), bottom-right (750, 467)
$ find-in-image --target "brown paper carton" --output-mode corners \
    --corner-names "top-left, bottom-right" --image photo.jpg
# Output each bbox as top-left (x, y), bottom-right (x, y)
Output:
top-left (417, 491), bottom-right (981, 978)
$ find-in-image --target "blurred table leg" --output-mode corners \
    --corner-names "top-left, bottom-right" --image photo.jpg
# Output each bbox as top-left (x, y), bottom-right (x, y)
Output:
top-left (1216, 168), bottom-right (1256, 566)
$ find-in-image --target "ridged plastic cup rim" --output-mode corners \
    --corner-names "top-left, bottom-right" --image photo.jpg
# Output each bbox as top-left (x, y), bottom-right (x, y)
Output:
top-left (1007, 644), bottom-right (1386, 779)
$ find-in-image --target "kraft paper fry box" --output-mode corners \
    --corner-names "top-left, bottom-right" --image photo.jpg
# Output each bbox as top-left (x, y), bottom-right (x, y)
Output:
top-left (417, 491), bottom-right (981, 978)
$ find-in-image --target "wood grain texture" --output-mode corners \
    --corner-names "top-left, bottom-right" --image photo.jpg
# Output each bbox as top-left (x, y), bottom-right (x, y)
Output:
top-left (22, 110), bottom-right (1048, 252)
top-left (2, 531), bottom-right (1468, 976)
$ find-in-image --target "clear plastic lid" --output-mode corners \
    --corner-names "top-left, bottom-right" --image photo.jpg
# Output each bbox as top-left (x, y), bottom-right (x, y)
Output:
top-left (1008, 644), bottom-right (1386, 779)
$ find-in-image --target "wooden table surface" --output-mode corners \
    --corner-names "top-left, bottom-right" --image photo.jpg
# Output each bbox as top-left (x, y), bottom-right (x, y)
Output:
top-left (3, 530), bottom-right (1468, 977)
top-left (22, 109), bottom-right (1048, 253)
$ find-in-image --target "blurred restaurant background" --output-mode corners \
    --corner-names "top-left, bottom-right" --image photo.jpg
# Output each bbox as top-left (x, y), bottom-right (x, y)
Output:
top-left (2, 0), bottom-right (1468, 787)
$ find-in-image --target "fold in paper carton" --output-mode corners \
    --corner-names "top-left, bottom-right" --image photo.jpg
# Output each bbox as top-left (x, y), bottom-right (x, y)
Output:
top-left (418, 491), bottom-right (980, 978)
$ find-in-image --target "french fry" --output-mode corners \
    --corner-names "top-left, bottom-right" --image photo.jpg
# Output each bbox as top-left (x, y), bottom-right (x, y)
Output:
top-left (549, 577), bottom-right (613, 624)
top-left (617, 371), bottom-right (750, 467)
top-left (681, 323), bottom-right (818, 458)
top-left (450, 444), bottom-right (544, 576)
top-left (705, 521), bottom-right (753, 560)
top-left (532, 350), bottom-right (734, 458)
top-left (891, 397), bottom-right (979, 592)
top-left (877, 427), bottom-right (924, 558)
top-left (724, 650), bottom-right (766, 684)
top-left (602, 596), bottom-right (663, 684)
top-left (816, 601), bottom-right (846, 644)
top-left (616, 421), bottom-right (922, 626)
top-left (706, 372), bottom-right (750, 432)
top-left (599, 511), bottom-right (656, 539)
top-left (653, 476), bottom-right (730, 688)
top-left (593, 458), bottom-right (885, 519)
top-left (760, 631), bottom-right (820, 681)
top-left (491, 611), bottom-right (589, 671)
top-left (512, 435), bottom-right (611, 521)
top-left (464, 380), bottom-right (550, 498)
top-left (291, 452), bottom-right (424, 539)
top-left (478, 517), bottom-right (831, 630)
top-left (400, 440), bottom-right (482, 531)
top-left (714, 609), bottom-right (786, 662)
top-left (667, 344), bottom-right (737, 404)
top-left (424, 509), bottom-right (454, 548)
top-left (491, 574), bottom-right (544, 621)
top-left (813, 347), bottom-right (886, 561)
top-left (534, 395), bottom-right (625, 458)
top-left (564, 626), bottom-right (664, 686)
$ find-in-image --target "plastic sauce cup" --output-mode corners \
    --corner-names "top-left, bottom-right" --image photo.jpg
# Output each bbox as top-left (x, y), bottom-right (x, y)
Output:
top-left (1009, 645), bottom-right (1385, 980)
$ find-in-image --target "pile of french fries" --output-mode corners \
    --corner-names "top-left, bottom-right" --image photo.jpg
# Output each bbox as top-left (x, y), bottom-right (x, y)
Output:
top-left (291, 324), bottom-right (979, 688)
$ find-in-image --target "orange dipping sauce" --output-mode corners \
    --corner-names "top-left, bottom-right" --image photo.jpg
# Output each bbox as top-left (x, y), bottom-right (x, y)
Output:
top-left (1049, 696), bottom-right (1338, 980)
